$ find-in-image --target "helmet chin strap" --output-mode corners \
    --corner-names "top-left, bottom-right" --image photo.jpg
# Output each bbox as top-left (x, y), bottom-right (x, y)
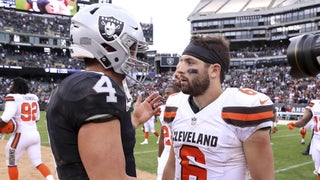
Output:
top-left (122, 78), bottom-right (133, 112)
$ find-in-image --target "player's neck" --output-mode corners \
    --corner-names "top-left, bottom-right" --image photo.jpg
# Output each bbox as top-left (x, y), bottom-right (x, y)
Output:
top-left (192, 86), bottom-right (223, 110)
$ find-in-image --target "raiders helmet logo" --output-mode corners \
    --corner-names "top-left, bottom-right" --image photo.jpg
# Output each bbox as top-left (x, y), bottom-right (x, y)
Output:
top-left (99, 16), bottom-right (124, 41)
top-left (166, 57), bottom-right (175, 65)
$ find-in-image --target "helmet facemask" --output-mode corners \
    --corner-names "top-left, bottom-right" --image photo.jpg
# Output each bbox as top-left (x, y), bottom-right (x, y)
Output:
top-left (116, 33), bottom-right (149, 86)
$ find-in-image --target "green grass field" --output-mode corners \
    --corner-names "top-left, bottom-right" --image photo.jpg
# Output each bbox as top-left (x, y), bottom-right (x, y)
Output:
top-left (1, 111), bottom-right (316, 179)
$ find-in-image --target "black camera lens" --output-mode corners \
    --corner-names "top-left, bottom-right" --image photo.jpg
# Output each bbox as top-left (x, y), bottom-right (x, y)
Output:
top-left (287, 33), bottom-right (320, 78)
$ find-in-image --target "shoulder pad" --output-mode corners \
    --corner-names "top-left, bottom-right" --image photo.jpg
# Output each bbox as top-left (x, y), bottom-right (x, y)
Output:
top-left (221, 88), bottom-right (274, 127)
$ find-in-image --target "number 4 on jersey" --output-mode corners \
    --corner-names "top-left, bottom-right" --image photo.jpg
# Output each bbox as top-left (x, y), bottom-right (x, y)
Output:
top-left (93, 76), bottom-right (117, 103)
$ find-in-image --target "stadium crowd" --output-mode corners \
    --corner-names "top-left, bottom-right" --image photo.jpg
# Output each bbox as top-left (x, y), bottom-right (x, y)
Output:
top-left (0, 45), bottom-right (84, 69)
top-left (229, 45), bottom-right (287, 58)
top-left (0, 7), bottom-right (288, 70)
top-left (1, 64), bottom-right (320, 111)
top-left (1, 7), bottom-right (319, 111)
top-left (0, 8), bottom-right (70, 37)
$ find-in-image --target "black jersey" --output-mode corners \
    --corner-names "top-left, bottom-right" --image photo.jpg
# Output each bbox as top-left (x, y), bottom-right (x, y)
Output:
top-left (46, 71), bottom-right (136, 179)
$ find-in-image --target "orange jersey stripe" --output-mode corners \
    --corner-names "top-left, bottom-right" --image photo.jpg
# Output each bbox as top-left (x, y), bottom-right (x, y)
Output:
top-left (155, 111), bottom-right (161, 116)
top-left (5, 96), bottom-right (15, 102)
top-left (163, 106), bottom-right (178, 123)
top-left (10, 133), bottom-right (21, 149)
top-left (164, 111), bottom-right (177, 119)
top-left (222, 111), bottom-right (274, 121)
top-left (164, 112), bottom-right (177, 123)
top-left (222, 105), bottom-right (274, 127)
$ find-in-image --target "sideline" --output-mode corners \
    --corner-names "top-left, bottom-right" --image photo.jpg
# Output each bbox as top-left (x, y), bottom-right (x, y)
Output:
top-left (273, 134), bottom-right (300, 138)
top-left (275, 161), bottom-right (313, 173)
top-left (134, 149), bottom-right (157, 155)
top-left (277, 120), bottom-right (295, 125)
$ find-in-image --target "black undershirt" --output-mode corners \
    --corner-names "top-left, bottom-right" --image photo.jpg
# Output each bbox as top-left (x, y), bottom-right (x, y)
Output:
top-left (188, 96), bottom-right (201, 113)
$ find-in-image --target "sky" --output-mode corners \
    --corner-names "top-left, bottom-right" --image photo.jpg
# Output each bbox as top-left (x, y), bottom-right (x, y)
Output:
top-left (112, 0), bottom-right (200, 54)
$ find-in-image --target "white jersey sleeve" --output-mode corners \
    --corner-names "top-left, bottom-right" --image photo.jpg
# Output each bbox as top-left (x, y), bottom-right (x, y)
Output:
top-left (1, 94), bottom-right (18, 122)
top-left (311, 103), bottom-right (320, 136)
top-left (303, 100), bottom-right (320, 131)
top-left (163, 92), bottom-right (189, 123)
top-left (159, 92), bottom-right (189, 146)
top-left (159, 105), bottom-right (165, 126)
top-left (221, 88), bottom-right (274, 141)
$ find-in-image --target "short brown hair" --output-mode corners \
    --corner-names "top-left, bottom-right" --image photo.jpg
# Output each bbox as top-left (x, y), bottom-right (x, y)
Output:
top-left (190, 34), bottom-right (230, 82)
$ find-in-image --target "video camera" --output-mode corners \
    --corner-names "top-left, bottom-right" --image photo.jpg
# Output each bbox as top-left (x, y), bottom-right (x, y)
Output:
top-left (287, 33), bottom-right (320, 78)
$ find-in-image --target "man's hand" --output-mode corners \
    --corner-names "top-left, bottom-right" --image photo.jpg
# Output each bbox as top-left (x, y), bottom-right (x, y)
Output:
top-left (300, 128), bottom-right (306, 136)
top-left (287, 122), bottom-right (296, 130)
top-left (131, 92), bottom-right (162, 129)
top-left (271, 127), bottom-right (278, 134)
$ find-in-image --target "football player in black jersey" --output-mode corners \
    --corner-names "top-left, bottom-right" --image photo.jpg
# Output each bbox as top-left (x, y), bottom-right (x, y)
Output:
top-left (46, 3), bottom-right (162, 179)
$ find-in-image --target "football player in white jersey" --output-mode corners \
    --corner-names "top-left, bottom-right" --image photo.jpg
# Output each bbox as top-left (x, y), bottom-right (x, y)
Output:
top-left (299, 99), bottom-right (318, 155)
top-left (0, 77), bottom-right (54, 180)
top-left (140, 115), bottom-right (160, 145)
top-left (162, 34), bottom-right (275, 180)
top-left (157, 84), bottom-right (184, 180)
top-left (288, 100), bottom-right (320, 178)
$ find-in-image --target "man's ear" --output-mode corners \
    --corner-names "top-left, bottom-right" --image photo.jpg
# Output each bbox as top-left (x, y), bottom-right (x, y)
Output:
top-left (209, 63), bottom-right (221, 78)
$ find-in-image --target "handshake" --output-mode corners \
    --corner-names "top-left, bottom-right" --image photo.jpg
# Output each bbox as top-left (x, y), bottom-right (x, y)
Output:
top-left (287, 122), bottom-right (296, 130)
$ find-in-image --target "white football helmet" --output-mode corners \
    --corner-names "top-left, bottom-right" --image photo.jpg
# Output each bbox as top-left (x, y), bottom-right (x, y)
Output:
top-left (69, 3), bottom-right (149, 83)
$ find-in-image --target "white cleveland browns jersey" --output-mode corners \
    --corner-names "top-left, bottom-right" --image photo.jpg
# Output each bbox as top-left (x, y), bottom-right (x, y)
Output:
top-left (171, 88), bottom-right (274, 180)
top-left (159, 107), bottom-right (172, 146)
top-left (303, 100), bottom-right (320, 131)
top-left (308, 100), bottom-right (320, 174)
top-left (310, 101), bottom-right (320, 136)
top-left (1, 93), bottom-right (40, 132)
top-left (160, 92), bottom-right (189, 146)
top-left (157, 92), bottom-right (189, 180)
